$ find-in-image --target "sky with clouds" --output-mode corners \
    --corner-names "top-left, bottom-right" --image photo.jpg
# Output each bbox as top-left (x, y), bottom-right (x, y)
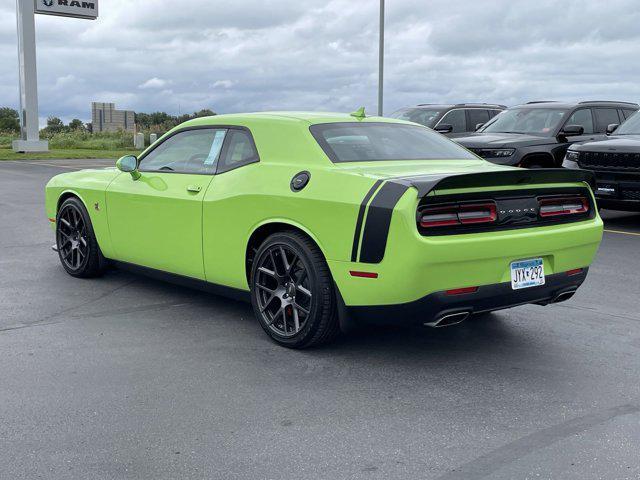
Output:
top-left (1, 0), bottom-right (640, 125)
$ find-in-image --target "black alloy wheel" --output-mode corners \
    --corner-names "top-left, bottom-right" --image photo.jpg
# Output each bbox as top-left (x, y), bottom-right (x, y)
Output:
top-left (56, 197), bottom-right (106, 278)
top-left (250, 231), bottom-right (339, 348)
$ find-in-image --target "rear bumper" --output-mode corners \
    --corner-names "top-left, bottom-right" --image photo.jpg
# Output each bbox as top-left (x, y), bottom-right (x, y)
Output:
top-left (347, 268), bottom-right (588, 326)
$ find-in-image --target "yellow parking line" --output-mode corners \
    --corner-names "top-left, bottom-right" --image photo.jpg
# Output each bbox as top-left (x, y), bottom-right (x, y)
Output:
top-left (604, 229), bottom-right (640, 236)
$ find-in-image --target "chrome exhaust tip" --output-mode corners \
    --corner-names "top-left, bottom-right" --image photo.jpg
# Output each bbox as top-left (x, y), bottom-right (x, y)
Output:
top-left (424, 311), bottom-right (470, 328)
top-left (553, 289), bottom-right (577, 303)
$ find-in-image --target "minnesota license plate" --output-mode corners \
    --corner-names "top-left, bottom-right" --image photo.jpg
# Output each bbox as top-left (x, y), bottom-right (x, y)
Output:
top-left (510, 258), bottom-right (545, 290)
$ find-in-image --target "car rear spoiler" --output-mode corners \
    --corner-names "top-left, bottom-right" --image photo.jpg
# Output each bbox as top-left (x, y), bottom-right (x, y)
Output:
top-left (387, 168), bottom-right (596, 197)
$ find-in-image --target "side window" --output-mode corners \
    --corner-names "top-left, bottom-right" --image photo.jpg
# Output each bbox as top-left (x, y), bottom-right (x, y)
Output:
top-left (593, 108), bottom-right (621, 133)
top-left (437, 109), bottom-right (466, 133)
top-left (565, 109), bottom-right (594, 134)
top-left (488, 109), bottom-right (502, 119)
top-left (217, 129), bottom-right (259, 173)
top-left (467, 109), bottom-right (490, 131)
top-left (622, 109), bottom-right (637, 120)
top-left (138, 129), bottom-right (225, 174)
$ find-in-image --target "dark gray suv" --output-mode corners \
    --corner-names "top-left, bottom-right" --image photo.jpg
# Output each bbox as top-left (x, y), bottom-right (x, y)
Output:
top-left (454, 101), bottom-right (638, 168)
top-left (389, 103), bottom-right (505, 136)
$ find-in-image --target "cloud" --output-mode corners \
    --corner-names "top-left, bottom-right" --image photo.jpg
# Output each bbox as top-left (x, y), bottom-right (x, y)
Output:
top-left (211, 80), bottom-right (235, 89)
top-left (1, 0), bottom-right (639, 123)
top-left (138, 77), bottom-right (171, 89)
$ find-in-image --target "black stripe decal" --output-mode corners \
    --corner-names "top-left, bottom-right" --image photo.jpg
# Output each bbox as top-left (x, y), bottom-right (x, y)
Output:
top-left (359, 181), bottom-right (410, 264)
top-left (350, 180), bottom-right (383, 262)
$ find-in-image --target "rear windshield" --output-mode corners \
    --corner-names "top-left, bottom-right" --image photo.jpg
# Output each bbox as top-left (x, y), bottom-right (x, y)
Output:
top-left (310, 122), bottom-right (477, 163)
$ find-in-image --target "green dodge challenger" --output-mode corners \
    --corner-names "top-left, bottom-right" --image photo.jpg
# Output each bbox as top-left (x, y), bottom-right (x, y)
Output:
top-left (45, 111), bottom-right (603, 348)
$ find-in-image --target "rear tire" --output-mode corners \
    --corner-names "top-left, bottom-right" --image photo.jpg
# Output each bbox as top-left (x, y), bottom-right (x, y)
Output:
top-left (250, 231), bottom-right (339, 348)
top-left (56, 197), bottom-right (107, 278)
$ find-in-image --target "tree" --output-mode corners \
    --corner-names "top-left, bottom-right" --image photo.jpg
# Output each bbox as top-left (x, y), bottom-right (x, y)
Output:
top-left (46, 116), bottom-right (66, 134)
top-left (0, 107), bottom-right (20, 132)
top-left (68, 118), bottom-right (85, 131)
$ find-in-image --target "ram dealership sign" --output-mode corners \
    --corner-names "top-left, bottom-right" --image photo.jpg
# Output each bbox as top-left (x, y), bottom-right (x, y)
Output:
top-left (34, 0), bottom-right (98, 20)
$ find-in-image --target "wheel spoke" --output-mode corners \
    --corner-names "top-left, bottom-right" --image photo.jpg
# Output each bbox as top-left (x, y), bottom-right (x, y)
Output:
top-left (292, 306), bottom-right (300, 332)
top-left (296, 284), bottom-right (312, 298)
top-left (278, 246), bottom-right (290, 273)
top-left (268, 306), bottom-right (284, 325)
top-left (260, 294), bottom-right (276, 312)
top-left (294, 302), bottom-right (310, 315)
top-left (295, 268), bottom-right (307, 286)
top-left (268, 250), bottom-right (279, 275)
top-left (59, 218), bottom-right (71, 230)
top-left (258, 266), bottom-right (277, 278)
top-left (256, 283), bottom-right (275, 293)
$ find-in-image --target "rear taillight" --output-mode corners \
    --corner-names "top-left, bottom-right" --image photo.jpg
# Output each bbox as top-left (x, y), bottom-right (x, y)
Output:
top-left (538, 196), bottom-right (589, 217)
top-left (420, 202), bottom-right (497, 228)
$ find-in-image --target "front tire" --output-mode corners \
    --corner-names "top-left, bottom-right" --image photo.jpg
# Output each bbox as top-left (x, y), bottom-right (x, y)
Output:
top-left (56, 197), bottom-right (106, 278)
top-left (250, 231), bottom-right (339, 348)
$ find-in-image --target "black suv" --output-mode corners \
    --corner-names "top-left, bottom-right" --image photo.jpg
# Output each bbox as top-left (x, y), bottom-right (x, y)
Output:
top-left (388, 103), bottom-right (505, 136)
top-left (454, 101), bottom-right (639, 168)
top-left (564, 110), bottom-right (640, 211)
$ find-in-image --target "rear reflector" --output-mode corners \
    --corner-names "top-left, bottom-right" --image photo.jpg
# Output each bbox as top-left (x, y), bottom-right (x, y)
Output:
top-left (566, 268), bottom-right (584, 276)
top-left (420, 202), bottom-right (497, 228)
top-left (445, 286), bottom-right (479, 295)
top-left (539, 196), bottom-right (589, 217)
top-left (349, 270), bottom-right (378, 278)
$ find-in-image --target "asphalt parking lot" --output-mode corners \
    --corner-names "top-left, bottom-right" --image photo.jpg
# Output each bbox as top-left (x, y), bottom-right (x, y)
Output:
top-left (1, 158), bottom-right (639, 480)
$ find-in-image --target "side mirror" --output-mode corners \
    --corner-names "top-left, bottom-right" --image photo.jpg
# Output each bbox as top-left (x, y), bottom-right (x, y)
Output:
top-left (475, 123), bottom-right (484, 131)
top-left (559, 124), bottom-right (584, 137)
top-left (116, 155), bottom-right (141, 180)
top-left (606, 123), bottom-right (619, 134)
top-left (434, 123), bottom-right (453, 134)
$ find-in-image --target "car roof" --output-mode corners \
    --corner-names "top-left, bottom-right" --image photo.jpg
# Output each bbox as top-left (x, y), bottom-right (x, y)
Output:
top-left (512, 101), bottom-right (639, 109)
top-left (411, 103), bottom-right (507, 109)
top-left (179, 111), bottom-right (411, 127)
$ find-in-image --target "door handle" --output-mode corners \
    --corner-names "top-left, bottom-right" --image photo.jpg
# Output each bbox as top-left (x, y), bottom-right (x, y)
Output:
top-left (186, 185), bottom-right (202, 193)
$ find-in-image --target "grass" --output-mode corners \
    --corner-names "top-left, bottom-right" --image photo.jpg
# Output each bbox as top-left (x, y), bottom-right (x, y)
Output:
top-left (0, 130), bottom-right (141, 161)
top-left (0, 148), bottom-right (140, 161)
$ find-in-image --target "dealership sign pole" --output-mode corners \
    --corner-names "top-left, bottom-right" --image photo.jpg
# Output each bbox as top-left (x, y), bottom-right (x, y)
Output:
top-left (13, 0), bottom-right (98, 153)
top-left (377, 0), bottom-right (384, 117)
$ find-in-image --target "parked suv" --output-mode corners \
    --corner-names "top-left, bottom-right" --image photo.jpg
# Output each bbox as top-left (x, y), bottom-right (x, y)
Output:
top-left (454, 101), bottom-right (639, 168)
top-left (564, 110), bottom-right (640, 211)
top-left (389, 103), bottom-right (505, 136)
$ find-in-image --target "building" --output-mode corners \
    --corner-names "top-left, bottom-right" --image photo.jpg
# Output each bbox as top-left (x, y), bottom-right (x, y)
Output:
top-left (91, 102), bottom-right (135, 133)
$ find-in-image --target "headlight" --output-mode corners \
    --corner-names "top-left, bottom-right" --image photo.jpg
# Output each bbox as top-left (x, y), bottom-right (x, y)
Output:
top-left (565, 150), bottom-right (579, 162)
top-left (473, 148), bottom-right (515, 158)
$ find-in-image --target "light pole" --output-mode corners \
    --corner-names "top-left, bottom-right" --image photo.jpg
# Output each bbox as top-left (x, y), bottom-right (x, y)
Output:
top-left (377, 0), bottom-right (385, 116)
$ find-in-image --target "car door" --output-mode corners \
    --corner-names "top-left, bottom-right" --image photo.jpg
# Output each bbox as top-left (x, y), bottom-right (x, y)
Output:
top-left (466, 109), bottom-right (490, 133)
top-left (106, 127), bottom-right (227, 279)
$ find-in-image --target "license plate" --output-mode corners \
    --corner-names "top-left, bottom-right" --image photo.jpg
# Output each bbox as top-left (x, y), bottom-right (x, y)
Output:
top-left (510, 258), bottom-right (545, 290)
top-left (596, 184), bottom-right (617, 196)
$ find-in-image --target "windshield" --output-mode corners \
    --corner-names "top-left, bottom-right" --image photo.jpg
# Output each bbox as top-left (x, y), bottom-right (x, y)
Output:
top-left (481, 108), bottom-right (567, 136)
top-left (614, 111), bottom-right (640, 135)
top-left (310, 122), bottom-right (477, 163)
top-left (388, 108), bottom-right (444, 127)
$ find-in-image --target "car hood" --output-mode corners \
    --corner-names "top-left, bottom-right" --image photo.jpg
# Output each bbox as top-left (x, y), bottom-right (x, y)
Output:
top-left (572, 135), bottom-right (640, 153)
top-left (453, 133), bottom-right (551, 148)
